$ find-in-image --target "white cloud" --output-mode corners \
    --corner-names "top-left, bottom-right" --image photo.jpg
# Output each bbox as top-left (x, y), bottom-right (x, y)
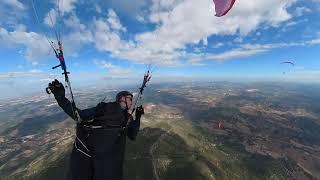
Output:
top-left (212, 42), bottom-right (224, 48)
top-left (285, 21), bottom-right (297, 27)
top-left (63, 13), bottom-right (86, 30)
top-left (234, 37), bottom-right (243, 43)
top-left (44, 9), bottom-right (58, 27)
top-left (294, 6), bottom-right (312, 16)
top-left (0, 0), bottom-right (306, 67)
top-left (106, 0), bottom-right (150, 16)
top-left (57, 0), bottom-right (295, 66)
top-left (95, 4), bottom-right (102, 14)
top-left (188, 37), bottom-right (320, 63)
top-left (1, 0), bottom-right (25, 10)
top-left (93, 19), bottom-right (124, 52)
top-left (61, 30), bottom-right (93, 56)
top-left (136, 14), bottom-right (145, 22)
top-left (208, 48), bottom-right (268, 60)
top-left (40, 78), bottom-right (53, 82)
top-left (0, 26), bottom-right (51, 62)
top-left (0, 0), bottom-right (26, 27)
top-left (107, 9), bottom-right (126, 32)
top-left (93, 60), bottom-right (137, 79)
top-left (94, 60), bottom-right (115, 68)
top-left (188, 48), bottom-right (268, 64)
top-left (92, 12), bottom-right (134, 55)
top-left (0, 10), bottom-right (92, 65)
top-left (306, 37), bottom-right (320, 45)
top-left (29, 69), bottom-right (43, 73)
top-left (282, 18), bottom-right (309, 32)
top-left (53, 14), bottom-right (93, 57)
top-left (108, 67), bottom-right (133, 77)
top-left (56, 0), bottom-right (77, 13)
top-left (118, 0), bottom-right (295, 64)
top-left (3, 0), bottom-right (300, 67)
top-left (0, 70), bottom-right (48, 79)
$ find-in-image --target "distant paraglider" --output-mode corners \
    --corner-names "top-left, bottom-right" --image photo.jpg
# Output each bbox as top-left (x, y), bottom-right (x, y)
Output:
top-left (212, 120), bottom-right (225, 130)
top-left (218, 121), bottom-right (224, 129)
top-left (280, 61), bottom-right (295, 75)
top-left (212, 0), bottom-right (237, 17)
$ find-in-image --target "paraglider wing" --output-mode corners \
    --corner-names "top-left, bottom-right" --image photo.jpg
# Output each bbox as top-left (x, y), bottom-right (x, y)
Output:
top-left (218, 121), bottom-right (224, 129)
top-left (280, 61), bottom-right (295, 75)
top-left (281, 61), bottom-right (294, 66)
top-left (212, 0), bottom-right (237, 17)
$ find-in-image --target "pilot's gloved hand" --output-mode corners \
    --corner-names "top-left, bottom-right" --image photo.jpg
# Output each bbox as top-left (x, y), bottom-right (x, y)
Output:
top-left (48, 79), bottom-right (65, 99)
top-left (135, 105), bottom-right (144, 120)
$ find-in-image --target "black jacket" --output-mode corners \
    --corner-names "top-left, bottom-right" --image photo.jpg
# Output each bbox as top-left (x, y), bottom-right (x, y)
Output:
top-left (56, 96), bottom-right (140, 180)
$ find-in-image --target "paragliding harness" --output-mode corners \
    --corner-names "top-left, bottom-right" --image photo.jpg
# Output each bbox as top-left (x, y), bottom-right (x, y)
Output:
top-left (75, 68), bottom-right (152, 157)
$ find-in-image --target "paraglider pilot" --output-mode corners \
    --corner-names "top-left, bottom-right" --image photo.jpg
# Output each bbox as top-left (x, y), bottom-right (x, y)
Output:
top-left (48, 79), bottom-right (144, 180)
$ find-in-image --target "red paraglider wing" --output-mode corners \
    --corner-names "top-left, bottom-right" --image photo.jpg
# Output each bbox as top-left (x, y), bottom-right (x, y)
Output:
top-left (212, 0), bottom-right (237, 17)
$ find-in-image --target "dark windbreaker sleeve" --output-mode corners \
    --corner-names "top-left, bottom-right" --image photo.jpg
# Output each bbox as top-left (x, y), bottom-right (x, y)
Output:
top-left (127, 116), bottom-right (141, 140)
top-left (55, 96), bottom-right (96, 121)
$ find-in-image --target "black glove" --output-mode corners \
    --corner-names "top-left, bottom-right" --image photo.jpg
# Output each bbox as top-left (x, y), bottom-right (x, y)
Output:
top-left (135, 105), bottom-right (144, 120)
top-left (48, 79), bottom-right (65, 99)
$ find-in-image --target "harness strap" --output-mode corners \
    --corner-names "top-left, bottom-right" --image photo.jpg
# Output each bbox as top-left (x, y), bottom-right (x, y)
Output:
top-left (74, 135), bottom-right (91, 158)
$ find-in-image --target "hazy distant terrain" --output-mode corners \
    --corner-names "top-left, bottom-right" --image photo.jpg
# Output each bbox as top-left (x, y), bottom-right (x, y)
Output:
top-left (0, 82), bottom-right (319, 179)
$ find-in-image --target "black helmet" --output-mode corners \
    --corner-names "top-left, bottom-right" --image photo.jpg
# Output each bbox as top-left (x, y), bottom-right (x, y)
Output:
top-left (116, 91), bottom-right (133, 102)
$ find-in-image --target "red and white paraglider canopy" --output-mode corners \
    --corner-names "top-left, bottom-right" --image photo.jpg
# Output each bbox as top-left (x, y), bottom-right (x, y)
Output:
top-left (212, 0), bottom-right (237, 17)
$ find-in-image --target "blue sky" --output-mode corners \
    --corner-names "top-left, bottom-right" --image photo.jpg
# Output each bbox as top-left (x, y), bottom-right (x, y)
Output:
top-left (0, 0), bottom-right (320, 99)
